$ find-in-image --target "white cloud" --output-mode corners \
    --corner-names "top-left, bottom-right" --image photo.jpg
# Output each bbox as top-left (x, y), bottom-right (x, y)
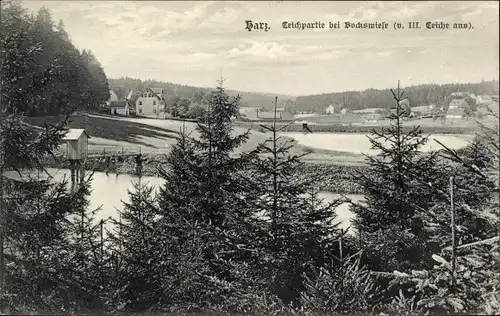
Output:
top-left (19, 0), bottom-right (499, 95)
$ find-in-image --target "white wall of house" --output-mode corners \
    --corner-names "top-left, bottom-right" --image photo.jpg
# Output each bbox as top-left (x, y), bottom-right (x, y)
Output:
top-left (117, 108), bottom-right (129, 116)
top-left (135, 90), bottom-right (164, 116)
top-left (325, 105), bottom-right (335, 114)
top-left (110, 105), bottom-right (129, 116)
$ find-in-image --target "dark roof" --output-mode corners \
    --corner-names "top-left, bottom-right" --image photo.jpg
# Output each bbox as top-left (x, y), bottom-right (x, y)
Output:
top-left (145, 88), bottom-right (164, 100)
top-left (151, 88), bottom-right (164, 95)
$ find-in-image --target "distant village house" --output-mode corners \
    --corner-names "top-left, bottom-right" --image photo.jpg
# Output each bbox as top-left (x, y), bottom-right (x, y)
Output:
top-left (446, 107), bottom-right (465, 119)
top-left (110, 100), bottom-right (130, 116)
top-left (135, 88), bottom-right (166, 117)
top-left (448, 98), bottom-right (469, 109)
top-left (325, 104), bottom-right (335, 115)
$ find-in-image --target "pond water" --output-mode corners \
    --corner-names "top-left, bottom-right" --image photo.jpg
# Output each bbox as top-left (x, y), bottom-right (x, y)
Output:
top-left (281, 132), bottom-right (474, 154)
top-left (3, 169), bottom-right (363, 234)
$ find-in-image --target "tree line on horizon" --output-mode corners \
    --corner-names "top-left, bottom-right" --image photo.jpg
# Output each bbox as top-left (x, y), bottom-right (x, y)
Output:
top-left (289, 80), bottom-right (499, 113)
top-left (109, 77), bottom-right (499, 115)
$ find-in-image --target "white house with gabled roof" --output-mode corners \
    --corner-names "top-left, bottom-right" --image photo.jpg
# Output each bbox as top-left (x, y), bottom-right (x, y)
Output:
top-left (135, 87), bottom-right (166, 117)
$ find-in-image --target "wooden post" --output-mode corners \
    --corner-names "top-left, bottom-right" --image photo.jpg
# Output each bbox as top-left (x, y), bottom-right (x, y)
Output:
top-left (75, 163), bottom-right (80, 183)
top-left (450, 176), bottom-right (456, 290)
top-left (79, 160), bottom-right (84, 182)
top-left (121, 147), bottom-right (124, 157)
top-left (70, 160), bottom-right (76, 183)
top-left (339, 228), bottom-right (344, 263)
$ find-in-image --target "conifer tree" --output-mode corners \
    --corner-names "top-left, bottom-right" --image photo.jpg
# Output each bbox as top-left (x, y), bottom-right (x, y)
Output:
top-left (300, 251), bottom-right (381, 315)
top-left (0, 118), bottom-right (106, 313)
top-left (240, 97), bottom-right (343, 305)
top-left (153, 82), bottom-right (278, 313)
top-left (57, 177), bottom-right (109, 313)
top-left (433, 137), bottom-right (497, 245)
top-left (351, 81), bottom-right (443, 272)
top-left (108, 176), bottom-right (163, 312)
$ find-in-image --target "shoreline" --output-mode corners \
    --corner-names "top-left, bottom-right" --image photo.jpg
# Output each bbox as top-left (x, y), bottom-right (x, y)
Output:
top-left (40, 153), bottom-right (366, 194)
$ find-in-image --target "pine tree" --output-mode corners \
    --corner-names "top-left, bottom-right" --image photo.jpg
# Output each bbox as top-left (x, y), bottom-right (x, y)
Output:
top-left (0, 2), bottom-right (109, 312)
top-left (153, 82), bottom-right (277, 313)
top-left (108, 176), bottom-right (163, 312)
top-left (300, 250), bottom-right (381, 315)
top-left (57, 177), bottom-right (109, 313)
top-left (351, 81), bottom-right (443, 272)
top-left (0, 117), bottom-right (106, 313)
top-left (439, 137), bottom-right (497, 244)
top-left (240, 97), bottom-right (343, 305)
top-left (80, 50), bottom-right (110, 111)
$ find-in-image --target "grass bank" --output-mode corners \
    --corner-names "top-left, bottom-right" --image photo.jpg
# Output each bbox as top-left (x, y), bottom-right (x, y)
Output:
top-left (40, 152), bottom-right (366, 194)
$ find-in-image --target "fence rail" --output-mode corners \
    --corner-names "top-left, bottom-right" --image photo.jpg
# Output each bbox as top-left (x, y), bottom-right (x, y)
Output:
top-left (86, 147), bottom-right (143, 159)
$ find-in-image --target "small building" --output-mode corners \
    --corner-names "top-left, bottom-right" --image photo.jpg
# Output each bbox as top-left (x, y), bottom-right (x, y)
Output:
top-left (135, 87), bottom-right (166, 117)
top-left (110, 100), bottom-right (130, 116)
top-left (62, 129), bottom-right (90, 160)
top-left (448, 98), bottom-right (469, 109)
top-left (325, 104), bottom-right (335, 115)
top-left (340, 108), bottom-right (350, 115)
top-left (446, 107), bottom-right (465, 119)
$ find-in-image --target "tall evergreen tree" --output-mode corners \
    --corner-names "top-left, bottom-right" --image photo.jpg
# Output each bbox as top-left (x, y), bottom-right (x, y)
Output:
top-left (80, 50), bottom-right (110, 110)
top-left (0, 2), bottom-right (110, 313)
top-left (144, 82), bottom-right (270, 313)
top-left (109, 177), bottom-right (163, 312)
top-left (240, 97), bottom-right (343, 305)
top-left (1, 1), bottom-right (109, 116)
top-left (350, 81), bottom-right (444, 272)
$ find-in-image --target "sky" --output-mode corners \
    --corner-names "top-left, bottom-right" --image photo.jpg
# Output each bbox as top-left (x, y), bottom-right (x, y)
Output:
top-left (22, 1), bottom-right (500, 96)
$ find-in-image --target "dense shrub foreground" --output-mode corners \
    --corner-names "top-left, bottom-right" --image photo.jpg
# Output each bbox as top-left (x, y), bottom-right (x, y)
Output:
top-left (1, 1), bottom-right (499, 314)
top-left (1, 81), bottom-right (499, 315)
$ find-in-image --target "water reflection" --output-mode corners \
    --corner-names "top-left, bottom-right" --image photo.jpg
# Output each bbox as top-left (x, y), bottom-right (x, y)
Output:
top-left (4, 168), bottom-right (363, 234)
